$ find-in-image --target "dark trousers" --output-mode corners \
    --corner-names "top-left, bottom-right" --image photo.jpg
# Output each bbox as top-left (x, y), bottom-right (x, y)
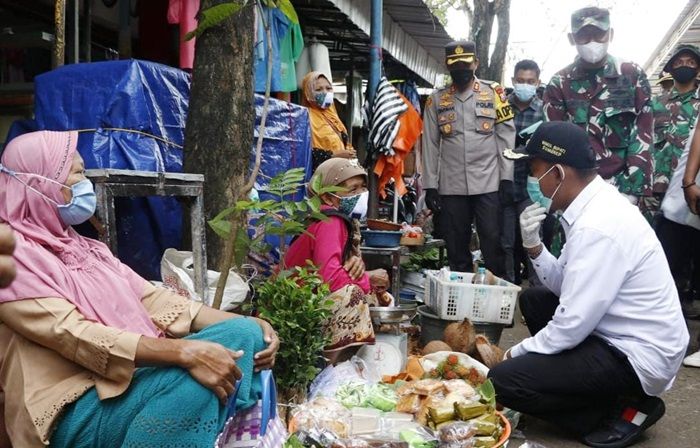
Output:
top-left (488, 287), bottom-right (646, 436)
top-left (501, 199), bottom-right (540, 285)
top-left (655, 215), bottom-right (700, 297)
top-left (440, 193), bottom-right (504, 276)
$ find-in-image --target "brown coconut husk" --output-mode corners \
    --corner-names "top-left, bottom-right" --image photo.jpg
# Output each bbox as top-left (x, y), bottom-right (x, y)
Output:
top-left (422, 340), bottom-right (452, 355)
top-left (443, 318), bottom-right (477, 354)
top-left (474, 334), bottom-right (504, 369)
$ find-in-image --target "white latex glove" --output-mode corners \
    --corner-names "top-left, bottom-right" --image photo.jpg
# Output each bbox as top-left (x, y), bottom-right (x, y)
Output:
top-left (520, 203), bottom-right (547, 249)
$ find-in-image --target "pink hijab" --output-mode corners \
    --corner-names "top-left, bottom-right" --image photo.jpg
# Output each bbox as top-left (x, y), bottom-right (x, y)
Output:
top-left (0, 131), bottom-right (160, 337)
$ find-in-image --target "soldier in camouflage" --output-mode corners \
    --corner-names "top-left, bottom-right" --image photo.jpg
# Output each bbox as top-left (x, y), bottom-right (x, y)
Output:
top-left (646, 45), bottom-right (700, 220)
top-left (650, 44), bottom-right (700, 318)
top-left (543, 6), bottom-right (653, 205)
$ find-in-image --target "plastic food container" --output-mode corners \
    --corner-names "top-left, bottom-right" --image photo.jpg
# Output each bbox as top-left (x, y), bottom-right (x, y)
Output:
top-left (361, 230), bottom-right (403, 248)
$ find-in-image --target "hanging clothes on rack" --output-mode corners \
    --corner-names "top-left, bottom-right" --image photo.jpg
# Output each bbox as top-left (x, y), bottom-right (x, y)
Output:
top-left (365, 78), bottom-right (422, 199)
top-left (254, 2), bottom-right (303, 93)
top-left (393, 80), bottom-right (422, 116)
top-left (366, 77), bottom-right (408, 157)
top-left (167, 0), bottom-right (200, 70)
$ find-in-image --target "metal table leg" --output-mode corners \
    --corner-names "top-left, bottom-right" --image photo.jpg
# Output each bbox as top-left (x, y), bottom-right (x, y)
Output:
top-left (391, 249), bottom-right (401, 295)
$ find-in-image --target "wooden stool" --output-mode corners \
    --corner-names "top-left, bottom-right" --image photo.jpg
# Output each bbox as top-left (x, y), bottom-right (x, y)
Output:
top-left (86, 169), bottom-right (207, 301)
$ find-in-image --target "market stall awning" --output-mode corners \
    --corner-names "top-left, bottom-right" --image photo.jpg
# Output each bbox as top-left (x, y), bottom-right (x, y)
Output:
top-left (294, 0), bottom-right (452, 87)
top-left (644, 0), bottom-right (700, 81)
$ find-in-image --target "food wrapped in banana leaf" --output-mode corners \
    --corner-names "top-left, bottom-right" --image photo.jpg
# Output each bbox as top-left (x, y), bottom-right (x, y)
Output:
top-left (428, 403), bottom-right (455, 425)
top-left (454, 401), bottom-right (490, 420)
top-left (470, 419), bottom-right (497, 437)
top-left (472, 436), bottom-right (497, 448)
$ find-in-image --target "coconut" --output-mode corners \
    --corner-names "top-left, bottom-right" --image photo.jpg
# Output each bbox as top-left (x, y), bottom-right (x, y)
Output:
top-left (442, 319), bottom-right (476, 354)
top-left (474, 334), bottom-right (504, 368)
top-left (422, 340), bottom-right (452, 355)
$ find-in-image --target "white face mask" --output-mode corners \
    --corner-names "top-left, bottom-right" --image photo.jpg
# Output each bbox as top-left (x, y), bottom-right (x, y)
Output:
top-left (576, 41), bottom-right (609, 64)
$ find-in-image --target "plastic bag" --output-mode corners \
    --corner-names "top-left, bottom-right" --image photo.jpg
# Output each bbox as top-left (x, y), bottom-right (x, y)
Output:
top-left (309, 356), bottom-right (381, 400)
top-left (160, 248), bottom-right (251, 309)
top-left (438, 421), bottom-right (477, 446)
top-left (288, 397), bottom-right (352, 439)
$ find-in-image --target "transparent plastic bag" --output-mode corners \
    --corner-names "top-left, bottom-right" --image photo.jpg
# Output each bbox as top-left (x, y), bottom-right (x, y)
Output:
top-left (437, 421), bottom-right (477, 445)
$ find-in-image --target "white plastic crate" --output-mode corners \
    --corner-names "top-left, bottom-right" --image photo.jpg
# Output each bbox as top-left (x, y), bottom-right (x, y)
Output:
top-left (424, 270), bottom-right (521, 324)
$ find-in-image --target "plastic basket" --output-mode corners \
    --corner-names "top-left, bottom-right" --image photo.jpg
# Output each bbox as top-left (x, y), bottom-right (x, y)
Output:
top-left (424, 270), bottom-right (521, 324)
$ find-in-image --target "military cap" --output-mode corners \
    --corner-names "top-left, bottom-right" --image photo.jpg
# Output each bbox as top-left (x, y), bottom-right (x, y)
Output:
top-left (571, 7), bottom-right (610, 34)
top-left (445, 40), bottom-right (476, 66)
top-left (655, 72), bottom-right (673, 86)
top-left (503, 121), bottom-right (597, 170)
top-left (663, 44), bottom-right (700, 73)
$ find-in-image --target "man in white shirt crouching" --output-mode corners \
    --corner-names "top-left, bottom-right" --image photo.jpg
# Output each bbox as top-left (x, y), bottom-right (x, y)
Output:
top-left (489, 121), bottom-right (689, 448)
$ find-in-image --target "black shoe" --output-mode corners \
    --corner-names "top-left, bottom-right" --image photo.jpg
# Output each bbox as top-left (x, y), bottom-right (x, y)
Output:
top-left (582, 397), bottom-right (665, 448)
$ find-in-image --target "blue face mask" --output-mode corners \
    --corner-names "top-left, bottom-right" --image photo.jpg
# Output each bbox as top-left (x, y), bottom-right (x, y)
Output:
top-left (526, 165), bottom-right (564, 213)
top-left (513, 83), bottom-right (537, 102)
top-left (57, 179), bottom-right (97, 225)
top-left (0, 165), bottom-right (96, 226)
top-left (333, 193), bottom-right (362, 216)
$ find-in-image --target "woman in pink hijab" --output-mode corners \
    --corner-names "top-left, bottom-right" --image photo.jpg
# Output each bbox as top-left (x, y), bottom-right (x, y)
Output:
top-left (0, 131), bottom-right (279, 448)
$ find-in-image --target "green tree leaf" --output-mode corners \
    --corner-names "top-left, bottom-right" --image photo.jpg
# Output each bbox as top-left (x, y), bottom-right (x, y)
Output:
top-left (185, 1), bottom-right (248, 41)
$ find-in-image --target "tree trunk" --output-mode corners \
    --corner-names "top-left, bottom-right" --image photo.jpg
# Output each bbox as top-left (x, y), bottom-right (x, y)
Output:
top-left (470, 0), bottom-right (510, 83)
top-left (183, 0), bottom-right (255, 269)
top-left (471, 0), bottom-right (493, 79)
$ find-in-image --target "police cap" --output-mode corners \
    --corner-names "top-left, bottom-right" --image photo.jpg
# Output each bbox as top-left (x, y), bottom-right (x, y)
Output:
top-left (445, 40), bottom-right (476, 66)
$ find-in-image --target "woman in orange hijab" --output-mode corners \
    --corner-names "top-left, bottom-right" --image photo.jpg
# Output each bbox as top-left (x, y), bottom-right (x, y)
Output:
top-left (301, 71), bottom-right (356, 171)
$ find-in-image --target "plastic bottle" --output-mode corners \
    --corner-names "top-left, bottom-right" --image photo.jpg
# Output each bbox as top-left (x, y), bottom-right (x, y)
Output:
top-left (472, 267), bottom-right (489, 303)
top-left (473, 267), bottom-right (488, 284)
top-left (439, 266), bottom-right (451, 281)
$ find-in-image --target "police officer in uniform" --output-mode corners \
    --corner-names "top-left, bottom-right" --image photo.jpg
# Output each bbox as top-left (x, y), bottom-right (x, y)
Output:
top-left (422, 41), bottom-right (516, 275)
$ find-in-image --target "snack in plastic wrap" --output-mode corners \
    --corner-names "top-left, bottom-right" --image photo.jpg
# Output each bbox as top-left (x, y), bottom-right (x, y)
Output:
top-left (442, 379), bottom-right (476, 398)
top-left (331, 440), bottom-right (410, 448)
top-left (289, 397), bottom-right (352, 438)
top-left (438, 421), bottom-right (477, 444)
top-left (412, 379), bottom-right (446, 396)
top-left (351, 407), bottom-right (382, 436)
top-left (337, 381), bottom-right (370, 408)
top-left (399, 427), bottom-right (439, 448)
top-left (366, 384), bottom-right (399, 412)
top-left (396, 393), bottom-right (422, 414)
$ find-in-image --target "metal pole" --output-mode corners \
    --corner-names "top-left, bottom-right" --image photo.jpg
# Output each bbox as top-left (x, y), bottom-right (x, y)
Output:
top-left (368, 0), bottom-right (383, 104)
top-left (72, 0), bottom-right (79, 64)
top-left (82, 0), bottom-right (92, 62)
top-left (367, 0), bottom-right (383, 219)
top-left (345, 61), bottom-right (354, 143)
top-left (119, 0), bottom-right (132, 58)
top-left (53, 0), bottom-right (66, 68)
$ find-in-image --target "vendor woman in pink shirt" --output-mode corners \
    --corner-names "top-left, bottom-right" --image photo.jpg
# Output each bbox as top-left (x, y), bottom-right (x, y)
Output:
top-left (285, 158), bottom-right (390, 363)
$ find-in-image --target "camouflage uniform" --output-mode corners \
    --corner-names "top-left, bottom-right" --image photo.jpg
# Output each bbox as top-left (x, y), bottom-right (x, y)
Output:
top-left (644, 88), bottom-right (700, 217)
top-left (543, 55), bottom-right (654, 198)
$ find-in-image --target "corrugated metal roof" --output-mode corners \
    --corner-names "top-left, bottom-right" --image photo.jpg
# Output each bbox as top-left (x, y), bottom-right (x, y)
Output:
top-left (294, 0), bottom-right (452, 86)
top-left (644, 0), bottom-right (700, 81)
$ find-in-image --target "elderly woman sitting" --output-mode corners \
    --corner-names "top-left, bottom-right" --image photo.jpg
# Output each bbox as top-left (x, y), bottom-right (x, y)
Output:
top-left (0, 131), bottom-right (279, 448)
top-left (285, 159), bottom-right (390, 363)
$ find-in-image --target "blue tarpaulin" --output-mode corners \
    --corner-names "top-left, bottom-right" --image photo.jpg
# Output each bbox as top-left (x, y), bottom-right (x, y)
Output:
top-left (5, 60), bottom-right (312, 279)
top-left (253, 93), bottom-right (312, 202)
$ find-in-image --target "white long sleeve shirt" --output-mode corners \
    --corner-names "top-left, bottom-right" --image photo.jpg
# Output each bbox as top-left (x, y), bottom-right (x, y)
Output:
top-left (510, 176), bottom-right (689, 396)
